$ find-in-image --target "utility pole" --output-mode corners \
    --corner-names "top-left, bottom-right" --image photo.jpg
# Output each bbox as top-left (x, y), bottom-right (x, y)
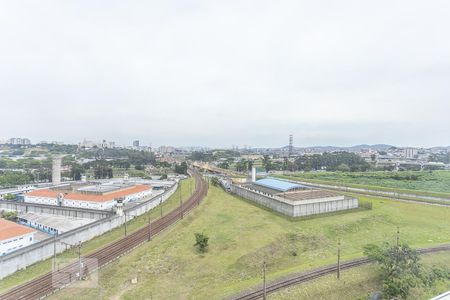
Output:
top-left (53, 234), bottom-right (57, 271)
top-left (78, 241), bottom-right (82, 280)
top-left (160, 196), bottom-right (163, 217)
top-left (124, 212), bottom-right (128, 236)
top-left (337, 240), bottom-right (341, 279)
top-left (148, 214), bottom-right (151, 242)
top-left (262, 261), bottom-right (267, 300)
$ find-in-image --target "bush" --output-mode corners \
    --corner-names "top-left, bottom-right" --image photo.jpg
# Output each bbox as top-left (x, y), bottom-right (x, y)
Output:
top-left (359, 201), bottom-right (373, 210)
top-left (363, 241), bottom-right (449, 299)
top-left (1, 211), bottom-right (18, 221)
top-left (210, 177), bottom-right (220, 187)
top-left (194, 232), bottom-right (209, 253)
top-left (337, 163), bottom-right (351, 172)
top-left (3, 193), bottom-right (16, 200)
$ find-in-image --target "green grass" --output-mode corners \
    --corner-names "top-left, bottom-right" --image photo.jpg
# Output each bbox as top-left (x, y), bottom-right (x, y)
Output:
top-left (46, 185), bottom-right (450, 300)
top-left (276, 170), bottom-right (450, 199)
top-left (270, 252), bottom-right (450, 300)
top-left (0, 178), bottom-right (194, 294)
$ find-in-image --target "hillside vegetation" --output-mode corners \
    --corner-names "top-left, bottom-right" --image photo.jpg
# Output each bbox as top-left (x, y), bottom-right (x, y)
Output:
top-left (49, 185), bottom-right (450, 299)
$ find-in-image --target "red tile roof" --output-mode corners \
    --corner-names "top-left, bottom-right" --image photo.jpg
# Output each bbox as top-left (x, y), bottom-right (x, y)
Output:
top-left (0, 219), bottom-right (35, 241)
top-left (27, 185), bottom-right (151, 203)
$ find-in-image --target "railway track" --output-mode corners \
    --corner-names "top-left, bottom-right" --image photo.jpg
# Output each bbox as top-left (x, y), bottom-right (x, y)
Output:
top-left (0, 170), bottom-right (208, 300)
top-left (233, 244), bottom-right (450, 300)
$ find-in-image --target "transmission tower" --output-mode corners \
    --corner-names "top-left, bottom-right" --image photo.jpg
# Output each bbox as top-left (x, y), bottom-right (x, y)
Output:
top-left (289, 134), bottom-right (293, 157)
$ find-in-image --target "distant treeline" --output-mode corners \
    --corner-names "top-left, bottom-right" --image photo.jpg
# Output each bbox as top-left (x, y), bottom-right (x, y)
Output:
top-left (293, 152), bottom-right (370, 172)
top-left (0, 171), bottom-right (35, 188)
top-left (0, 158), bottom-right (52, 169)
top-left (188, 150), bottom-right (240, 162)
top-left (190, 150), bottom-right (371, 172)
top-left (429, 153), bottom-right (450, 164)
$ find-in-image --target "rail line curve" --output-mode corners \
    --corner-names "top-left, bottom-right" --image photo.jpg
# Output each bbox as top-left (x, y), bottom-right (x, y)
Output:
top-left (0, 170), bottom-right (208, 300)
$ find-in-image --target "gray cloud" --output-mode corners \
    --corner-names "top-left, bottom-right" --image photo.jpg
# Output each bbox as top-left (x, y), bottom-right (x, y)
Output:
top-left (0, 1), bottom-right (449, 147)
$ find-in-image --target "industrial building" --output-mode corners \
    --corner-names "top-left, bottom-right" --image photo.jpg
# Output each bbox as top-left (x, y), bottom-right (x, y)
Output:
top-left (0, 219), bottom-right (36, 256)
top-left (231, 178), bottom-right (358, 217)
top-left (17, 212), bottom-right (95, 236)
top-left (24, 182), bottom-right (152, 210)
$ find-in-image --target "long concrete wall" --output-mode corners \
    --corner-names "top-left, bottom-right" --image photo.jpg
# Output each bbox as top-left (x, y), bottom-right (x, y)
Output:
top-left (0, 182), bottom-right (178, 280)
top-left (0, 201), bottom-right (112, 220)
top-left (230, 185), bottom-right (358, 217)
top-left (292, 197), bottom-right (358, 217)
top-left (231, 185), bottom-right (294, 215)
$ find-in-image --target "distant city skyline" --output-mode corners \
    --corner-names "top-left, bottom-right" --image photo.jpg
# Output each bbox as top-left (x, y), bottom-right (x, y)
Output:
top-left (1, 135), bottom-right (449, 150)
top-left (1, 1), bottom-right (449, 148)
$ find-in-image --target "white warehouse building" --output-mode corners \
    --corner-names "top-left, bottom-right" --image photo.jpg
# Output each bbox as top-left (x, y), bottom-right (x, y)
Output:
top-left (0, 219), bottom-right (36, 256)
top-left (25, 183), bottom-right (152, 210)
top-left (231, 178), bottom-right (359, 218)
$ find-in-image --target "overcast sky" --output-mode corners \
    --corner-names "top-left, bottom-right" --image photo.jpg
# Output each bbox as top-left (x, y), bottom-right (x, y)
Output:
top-left (0, 1), bottom-right (449, 148)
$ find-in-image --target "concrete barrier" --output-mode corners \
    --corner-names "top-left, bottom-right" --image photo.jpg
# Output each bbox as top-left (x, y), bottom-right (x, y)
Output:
top-left (0, 182), bottom-right (178, 280)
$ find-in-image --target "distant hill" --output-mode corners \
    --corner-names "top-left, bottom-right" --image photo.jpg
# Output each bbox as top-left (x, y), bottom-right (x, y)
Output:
top-left (348, 144), bottom-right (394, 151)
top-left (299, 144), bottom-right (394, 152)
top-left (256, 144), bottom-right (444, 153)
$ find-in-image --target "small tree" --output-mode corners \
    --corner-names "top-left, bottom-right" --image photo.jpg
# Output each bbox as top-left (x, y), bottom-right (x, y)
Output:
top-left (175, 162), bottom-right (188, 174)
top-left (210, 177), bottom-right (219, 187)
top-left (1, 210), bottom-right (18, 221)
top-left (194, 232), bottom-right (209, 253)
top-left (337, 163), bottom-right (351, 172)
top-left (363, 242), bottom-right (445, 299)
top-left (3, 193), bottom-right (16, 200)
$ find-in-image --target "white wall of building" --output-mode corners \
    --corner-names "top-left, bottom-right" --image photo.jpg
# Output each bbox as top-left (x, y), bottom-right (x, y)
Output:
top-left (24, 196), bottom-right (58, 206)
top-left (0, 182), bottom-right (177, 280)
top-left (123, 189), bottom-right (153, 204)
top-left (0, 232), bottom-right (35, 256)
top-left (24, 188), bottom-right (153, 211)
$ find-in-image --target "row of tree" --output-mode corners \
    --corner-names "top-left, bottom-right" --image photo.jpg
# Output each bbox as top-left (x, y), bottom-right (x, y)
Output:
top-left (0, 158), bottom-right (52, 169)
top-left (188, 150), bottom-right (240, 162)
top-left (428, 153), bottom-right (450, 164)
top-left (257, 152), bottom-right (371, 173)
top-left (0, 171), bottom-right (35, 188)
top-left (293, 152), bottom-right (371, 172)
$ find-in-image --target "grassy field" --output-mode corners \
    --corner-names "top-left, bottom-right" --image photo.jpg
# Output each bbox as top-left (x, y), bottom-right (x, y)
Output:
top-left (277, 170), bottom-right (450, 199)
top-left (0, 178), bottom-right (194, 294)
top-left (47, 185), bottom-right (450, 300)
top-left (270, 252), bottom-right (450, 299)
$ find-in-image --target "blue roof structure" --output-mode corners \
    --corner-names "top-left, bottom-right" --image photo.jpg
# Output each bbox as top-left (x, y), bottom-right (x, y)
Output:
top-left (254, 178), bottom-right (305, 192)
